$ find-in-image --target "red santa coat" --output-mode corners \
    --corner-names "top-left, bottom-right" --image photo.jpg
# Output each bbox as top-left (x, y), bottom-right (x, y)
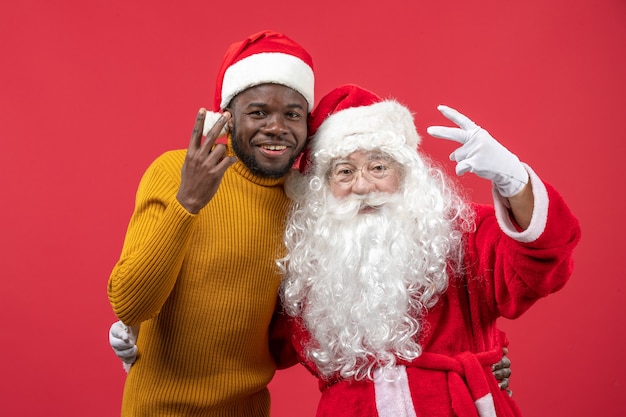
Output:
top-left (273, 170), bottom-right (581, 417)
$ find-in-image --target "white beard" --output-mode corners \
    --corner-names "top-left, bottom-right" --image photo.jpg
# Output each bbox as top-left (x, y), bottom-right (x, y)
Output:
top-left (280, 163), bottom-right (470, 380)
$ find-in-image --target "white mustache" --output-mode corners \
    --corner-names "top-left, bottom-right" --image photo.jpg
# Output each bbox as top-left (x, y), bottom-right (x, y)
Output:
top-left (328, 192), bottom-right (397, 218)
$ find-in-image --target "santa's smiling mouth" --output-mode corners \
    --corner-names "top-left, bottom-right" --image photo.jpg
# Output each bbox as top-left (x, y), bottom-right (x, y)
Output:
top-left (359, 204), bottom-right (381, 214)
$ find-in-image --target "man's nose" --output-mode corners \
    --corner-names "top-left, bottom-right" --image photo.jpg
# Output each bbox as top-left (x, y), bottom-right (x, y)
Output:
top-left (263, 114), bottom-right (287, 135)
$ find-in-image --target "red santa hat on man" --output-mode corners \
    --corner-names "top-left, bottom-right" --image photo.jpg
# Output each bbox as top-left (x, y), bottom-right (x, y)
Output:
top-left (299, 84), bottom-right (421, 174)
top-left (203, 30), bottom-right (315, 136)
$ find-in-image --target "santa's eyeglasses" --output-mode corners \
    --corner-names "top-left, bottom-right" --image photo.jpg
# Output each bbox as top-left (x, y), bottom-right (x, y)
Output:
top-left (328, 159), bottom-right (396, 185)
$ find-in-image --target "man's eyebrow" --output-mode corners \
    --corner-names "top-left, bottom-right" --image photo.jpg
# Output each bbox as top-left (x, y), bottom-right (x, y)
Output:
top-left (244, 102), bottom-right (306, 110)
top-left (244, 102), bottom-right (268, 108)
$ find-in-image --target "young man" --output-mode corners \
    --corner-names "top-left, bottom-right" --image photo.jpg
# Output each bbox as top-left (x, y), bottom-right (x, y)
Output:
top-left (277, 84), bottom-right (580, 416)
top-left (107, 30), bottom-right (314, 416)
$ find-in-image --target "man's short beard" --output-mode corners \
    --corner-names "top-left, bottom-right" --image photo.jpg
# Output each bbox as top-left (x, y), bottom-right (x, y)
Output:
top-left (280, 157), bottom-right (473, 381)
top-left (230, 124), bottom-right (299, 179)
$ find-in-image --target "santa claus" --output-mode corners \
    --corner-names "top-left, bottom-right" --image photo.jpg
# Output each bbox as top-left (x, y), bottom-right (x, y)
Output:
top-left (277, 84), bottom-right (580, 417)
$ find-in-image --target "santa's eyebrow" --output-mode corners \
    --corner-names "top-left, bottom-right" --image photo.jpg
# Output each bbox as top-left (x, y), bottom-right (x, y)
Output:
top-left (330, 153), bottom-right (392, 167)
top-left (366, 152), bottom-right (394, 162)
top-left (332, 159), bottom-right (352, 166)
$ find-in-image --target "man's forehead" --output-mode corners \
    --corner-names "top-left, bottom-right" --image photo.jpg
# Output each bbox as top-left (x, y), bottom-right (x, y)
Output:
top-left (233, 83), bottom-right (307, 108)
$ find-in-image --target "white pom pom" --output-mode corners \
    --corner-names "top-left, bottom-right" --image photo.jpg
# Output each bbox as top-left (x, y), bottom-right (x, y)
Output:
top-left (202, 111), bottom-right (228, 137)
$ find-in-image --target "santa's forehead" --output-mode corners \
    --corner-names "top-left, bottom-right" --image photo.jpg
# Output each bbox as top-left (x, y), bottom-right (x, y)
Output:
top-left (331, 150), bottom-right (396, 164)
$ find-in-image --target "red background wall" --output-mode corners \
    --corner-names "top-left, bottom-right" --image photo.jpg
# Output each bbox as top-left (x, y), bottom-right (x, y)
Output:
top-left (1, 1), bottom-right (624, 415)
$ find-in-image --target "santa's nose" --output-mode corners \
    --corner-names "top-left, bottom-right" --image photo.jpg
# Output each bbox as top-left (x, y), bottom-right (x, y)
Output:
top-left (350, 172), bottom-right (376, 195)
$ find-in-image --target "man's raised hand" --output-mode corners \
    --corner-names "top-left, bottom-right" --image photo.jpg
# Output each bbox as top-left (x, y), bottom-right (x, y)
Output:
top-left (176, 109), bottom-right (237, 214)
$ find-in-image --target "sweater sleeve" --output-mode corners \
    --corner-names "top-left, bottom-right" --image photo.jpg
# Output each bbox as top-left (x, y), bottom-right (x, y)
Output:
top-left (468, 168), bottom-right (581, 319)
top-left (107, 151), bottom-right (197, 325)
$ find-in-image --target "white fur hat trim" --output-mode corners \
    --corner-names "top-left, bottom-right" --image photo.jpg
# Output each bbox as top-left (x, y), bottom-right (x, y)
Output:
top-left (312, 100), bottom-right (421, 164)
top-left (220, 52), bottom-right (314, 110)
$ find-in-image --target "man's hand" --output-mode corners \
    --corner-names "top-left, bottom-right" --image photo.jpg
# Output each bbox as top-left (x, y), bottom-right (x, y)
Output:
top-left (427, 105), bottom-right (528, 198)
top-left (109, 321), bottom-right (139, 372)
top-left (492, 347), bottom-right (513, 397)
top-left (176, 109), bottom-right (237, 214)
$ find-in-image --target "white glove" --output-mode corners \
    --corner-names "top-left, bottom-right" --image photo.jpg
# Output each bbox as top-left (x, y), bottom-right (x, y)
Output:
top-left (427, 105), bottom-right (528, 197)
top-left (109, 321), bottom-right (139, 373)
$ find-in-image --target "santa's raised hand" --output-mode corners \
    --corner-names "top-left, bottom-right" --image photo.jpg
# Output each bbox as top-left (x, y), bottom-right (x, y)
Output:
top-left (427, 105), bottom-right (528, 197)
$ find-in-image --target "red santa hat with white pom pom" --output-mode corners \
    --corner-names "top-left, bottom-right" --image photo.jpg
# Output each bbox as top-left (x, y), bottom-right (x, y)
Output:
top-left (298, 83), bottom-right (421, 174)
top-left (202, 30), bottom-right (315, 136)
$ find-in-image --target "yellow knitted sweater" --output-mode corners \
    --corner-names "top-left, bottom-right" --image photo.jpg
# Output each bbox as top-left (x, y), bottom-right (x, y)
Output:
top-left (107, 148), bottom-right (291, 416)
